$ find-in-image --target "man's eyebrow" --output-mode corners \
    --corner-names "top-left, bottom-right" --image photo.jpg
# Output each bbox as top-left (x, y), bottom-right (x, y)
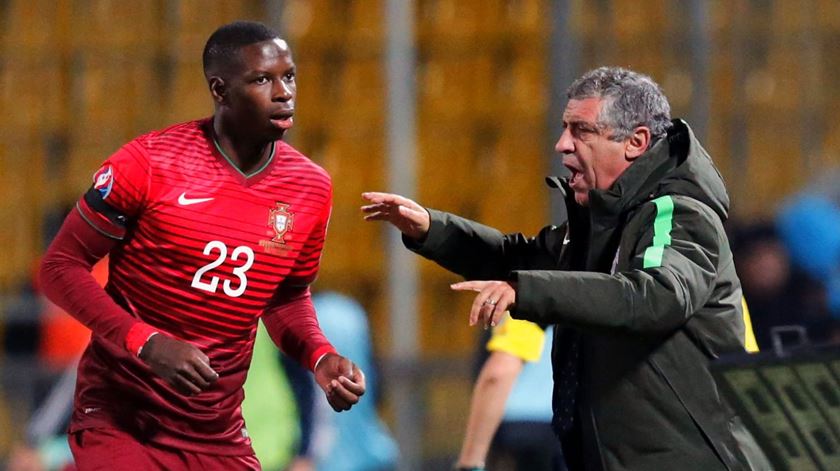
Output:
top-left (566, 120), bottom-right (598, 128)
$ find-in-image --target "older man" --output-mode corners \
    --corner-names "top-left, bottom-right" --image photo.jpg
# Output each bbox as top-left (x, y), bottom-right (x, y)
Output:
top-left (363, 67), bottom-right (764, 470)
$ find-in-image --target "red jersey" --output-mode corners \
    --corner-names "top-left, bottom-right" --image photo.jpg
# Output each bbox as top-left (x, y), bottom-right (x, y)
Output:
top-left (70, 118), bottom-right (332, 455)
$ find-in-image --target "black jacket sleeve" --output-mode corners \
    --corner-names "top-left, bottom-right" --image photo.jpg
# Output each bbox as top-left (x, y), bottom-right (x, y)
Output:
top-left (403, 208), bottom-right (566, 280)
top-left (512, 196), bottom-right (722, 335)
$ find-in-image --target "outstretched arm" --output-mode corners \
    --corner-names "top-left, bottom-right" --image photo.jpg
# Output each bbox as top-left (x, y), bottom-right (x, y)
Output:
top-left (361, 191), bottom-right (431, 241)
top-left (362, 192), bottom-right (566, 280)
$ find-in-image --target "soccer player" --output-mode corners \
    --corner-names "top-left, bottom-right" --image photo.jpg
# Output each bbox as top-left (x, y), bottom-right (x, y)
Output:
top-left (38, 21), bottom-right (365, 470)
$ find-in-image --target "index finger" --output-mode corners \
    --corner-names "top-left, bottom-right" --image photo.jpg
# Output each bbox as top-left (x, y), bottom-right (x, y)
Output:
top-left (450, 281), bottom-right (488, 292)
top-left (361, 192), bottom-right (415, 208)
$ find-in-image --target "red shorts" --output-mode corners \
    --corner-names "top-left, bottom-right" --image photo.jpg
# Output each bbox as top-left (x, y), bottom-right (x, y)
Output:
top-left (68, 427), bottom-right (261, 470)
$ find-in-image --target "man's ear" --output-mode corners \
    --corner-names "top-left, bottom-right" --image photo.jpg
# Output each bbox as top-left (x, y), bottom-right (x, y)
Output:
top-left (625, 126), bottom-right (651, 161)
top-left (209, 77), bottom-right (226, 104)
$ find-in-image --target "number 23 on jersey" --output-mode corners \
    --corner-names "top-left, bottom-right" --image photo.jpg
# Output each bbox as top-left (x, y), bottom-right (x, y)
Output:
top-left (191, 241), bottom-right (254, 298)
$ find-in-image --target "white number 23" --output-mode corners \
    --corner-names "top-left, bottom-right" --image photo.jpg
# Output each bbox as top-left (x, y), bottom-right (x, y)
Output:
top-left (190, 241), bottom-right (254, 298)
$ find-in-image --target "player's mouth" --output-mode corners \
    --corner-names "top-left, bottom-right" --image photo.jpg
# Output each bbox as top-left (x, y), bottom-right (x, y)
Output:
top-left (270, 111), bottom-right (294, 130)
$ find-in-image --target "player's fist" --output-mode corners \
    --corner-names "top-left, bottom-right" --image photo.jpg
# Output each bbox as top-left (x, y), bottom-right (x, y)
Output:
top-left (139, 334), bottom-right (219, 395)
top-left (313, 353), bottom-right (366, 412)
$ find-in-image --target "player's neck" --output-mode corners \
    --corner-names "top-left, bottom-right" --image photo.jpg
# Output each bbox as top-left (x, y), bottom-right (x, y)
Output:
top-left (211, 126), bottom-right (273, 175)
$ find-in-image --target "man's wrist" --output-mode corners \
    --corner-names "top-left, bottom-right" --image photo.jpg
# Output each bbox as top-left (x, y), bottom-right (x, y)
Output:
top-left (137, 332), bottom-right (160, 358)
top-left (125, 323), bottom-right (161, 357)
top-left (309, 345), bottom-right (337, 371)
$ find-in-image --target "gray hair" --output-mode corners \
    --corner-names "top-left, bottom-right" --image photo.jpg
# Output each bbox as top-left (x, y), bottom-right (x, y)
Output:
top-left (567, 66), bottom-right (672, 142)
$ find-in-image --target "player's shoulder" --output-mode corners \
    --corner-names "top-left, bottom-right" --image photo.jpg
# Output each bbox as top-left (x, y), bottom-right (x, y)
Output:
top-left (275, 140), bottom-right (332, 184)
top-left (132, 118), bottom-right (209, 153)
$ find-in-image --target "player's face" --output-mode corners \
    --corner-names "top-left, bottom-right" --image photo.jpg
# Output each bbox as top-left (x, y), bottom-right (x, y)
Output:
top-left (554, 97), bottom-right (631, 206)
top-left (223, 38), bottom-right (296, 141)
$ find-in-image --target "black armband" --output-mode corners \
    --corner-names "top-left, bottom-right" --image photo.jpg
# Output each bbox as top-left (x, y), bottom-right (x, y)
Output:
top-left (84, 186), bottom-right (128, 228)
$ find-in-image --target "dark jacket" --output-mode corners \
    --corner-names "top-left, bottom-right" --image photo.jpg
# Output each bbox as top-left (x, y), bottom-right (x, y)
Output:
top-left (407, 120), bottom-right (766, 470)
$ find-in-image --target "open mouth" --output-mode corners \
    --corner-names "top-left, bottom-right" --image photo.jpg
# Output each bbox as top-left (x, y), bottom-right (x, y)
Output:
top-left (567, 168), bottom-right (582, 188)
top-left (270, 111), bottom-right (294, 130)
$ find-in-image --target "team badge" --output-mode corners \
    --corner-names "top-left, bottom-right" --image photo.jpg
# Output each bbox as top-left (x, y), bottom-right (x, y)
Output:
top-left (260, 202), bottom-right (294, 253)
top-left (92, 165), bottom-right (114, 199)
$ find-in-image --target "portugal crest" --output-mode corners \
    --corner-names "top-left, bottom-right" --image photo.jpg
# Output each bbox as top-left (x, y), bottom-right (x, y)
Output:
top-left (261, 202), bottom-right (294, 253)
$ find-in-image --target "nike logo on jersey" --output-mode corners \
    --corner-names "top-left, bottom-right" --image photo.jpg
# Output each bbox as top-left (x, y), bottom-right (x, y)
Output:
top-left (178, 192), bottom-right (214, 206)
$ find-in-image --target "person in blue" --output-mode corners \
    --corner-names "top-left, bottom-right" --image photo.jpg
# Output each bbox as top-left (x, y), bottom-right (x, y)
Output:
top-left (456, 314), bottom-right (563, 471)
top-left (270, 292), bottom-right (399, 471)
top-left (776, 168), bottom-right (840, 344)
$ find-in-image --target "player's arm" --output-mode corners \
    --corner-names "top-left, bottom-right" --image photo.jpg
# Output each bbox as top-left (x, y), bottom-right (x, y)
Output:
top-left (39, 141), bottom-right (218, 395)
top-left (261, 286), bottom-right (365, 411)
top-left (265, 181), bottom-right (364, 411)
top-left (39, 207), bottom-right (218, 395)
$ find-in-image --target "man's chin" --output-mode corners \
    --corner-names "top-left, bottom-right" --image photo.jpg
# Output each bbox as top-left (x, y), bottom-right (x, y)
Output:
top-left (265, 128), bottom-right (287, 141)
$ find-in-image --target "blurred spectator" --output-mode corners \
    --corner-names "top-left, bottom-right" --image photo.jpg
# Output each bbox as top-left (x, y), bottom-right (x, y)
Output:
top-left (6, 363), bottom-right (78, 471)
top-left (291, 292), bottom-right (398, 471)
top-left (731, 220), bottom-right (837, 348)
top-left (277, 353), bottom-right (317, 471)
top-left (243, 291), bottom-right (397, 471)
top-left (774, 169), bottom-right (840, 344)
top-left (241, 321), bottom-right (300, 471)
top-left (35, 258), bottom-right (104, 371)
top-left (4, 257), bottom-right (103, 471)
top-left (456, 314), bottom-right (563, 471)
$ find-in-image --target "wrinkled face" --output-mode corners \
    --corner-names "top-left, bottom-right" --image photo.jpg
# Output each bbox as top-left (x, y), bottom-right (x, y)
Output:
top-left (554, 97), bottom-right (633, 206)
top-left (215, 38), bottom-right (296, 141)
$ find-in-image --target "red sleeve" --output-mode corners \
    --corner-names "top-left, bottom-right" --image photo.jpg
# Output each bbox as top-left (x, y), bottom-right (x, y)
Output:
top-left (39, 208), bottom-right (159, 355)
top-left (77, 139), bottom-right (151, 240)
top-left (286, 185), bottom-right (332, 288)
top-left (261, 286), bottom-right (336, 371)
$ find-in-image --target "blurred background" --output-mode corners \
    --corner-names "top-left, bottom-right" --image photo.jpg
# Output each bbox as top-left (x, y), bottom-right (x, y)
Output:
top-left (2, 0), bottom-right (840, 469)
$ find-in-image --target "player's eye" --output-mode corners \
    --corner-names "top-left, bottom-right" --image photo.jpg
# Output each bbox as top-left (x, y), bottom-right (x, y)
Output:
top-left (284, 71), bottom-right (296, 82)
top-left (254, 76), bottom-right (270, 85)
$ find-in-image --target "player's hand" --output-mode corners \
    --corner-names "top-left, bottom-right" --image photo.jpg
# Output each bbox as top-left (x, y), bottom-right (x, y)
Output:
top-left (361, 192), bottom-right (430, 241)
top-left (451, 280), bottom-right (517, 330)
top-left (139, 334), bottom-right (219, 395)
top-left (313, 353), bottom-right (366, 412)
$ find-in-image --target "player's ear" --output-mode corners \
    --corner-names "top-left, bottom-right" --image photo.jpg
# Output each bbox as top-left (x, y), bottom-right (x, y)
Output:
top-left (209, 77), bottom-right (227, 104)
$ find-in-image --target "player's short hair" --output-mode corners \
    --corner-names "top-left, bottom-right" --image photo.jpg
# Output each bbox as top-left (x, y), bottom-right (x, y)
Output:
top-left (567, 66), bottom-right (672, 142)
top-left (203, 21), bottom-right (281, 77)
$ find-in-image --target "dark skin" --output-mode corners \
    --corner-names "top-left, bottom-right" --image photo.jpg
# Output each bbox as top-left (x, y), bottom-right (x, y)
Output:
top-left (207, 38), bottom-right (296, 174)
top-left (142, 38), bottom-right (365, 411)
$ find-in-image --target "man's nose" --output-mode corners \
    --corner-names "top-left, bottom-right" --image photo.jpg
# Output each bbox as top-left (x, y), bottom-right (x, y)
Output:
top-left (555, 127), bottom-right (574, 154)
top-left (273, 80), bottom-right (293, 101)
